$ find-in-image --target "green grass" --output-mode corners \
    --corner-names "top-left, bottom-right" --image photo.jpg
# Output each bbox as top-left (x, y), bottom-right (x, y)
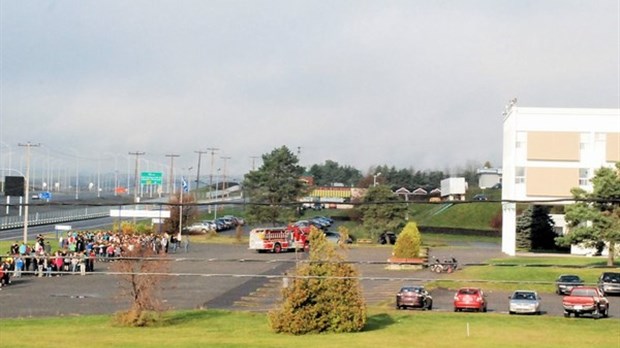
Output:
top-left (421, 233), bottom-right (500, 247)
top-left (428, 263), bottom-right (619, 293)
top-left (0, 308), bottom-right (617, 348)
top-left (487, 256), bottom-right (617, 267)
top-left (409, 203), bottom-right (501, 231)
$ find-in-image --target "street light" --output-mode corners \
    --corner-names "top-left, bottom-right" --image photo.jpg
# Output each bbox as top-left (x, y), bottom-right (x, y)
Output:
top-left (214, 168), bottom-right (221, 220)
top-left (373, 172), bottom-right (382, 187)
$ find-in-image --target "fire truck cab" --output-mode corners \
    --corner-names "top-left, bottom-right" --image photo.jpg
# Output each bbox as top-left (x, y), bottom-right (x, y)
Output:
top-left (248, 225), bottom-right (309, 253)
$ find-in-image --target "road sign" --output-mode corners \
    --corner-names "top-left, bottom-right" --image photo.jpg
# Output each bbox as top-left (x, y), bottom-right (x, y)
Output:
top-left (140, 171), bottom-right (163, 185)
top-left (39, 191), bottom-right (52, 200)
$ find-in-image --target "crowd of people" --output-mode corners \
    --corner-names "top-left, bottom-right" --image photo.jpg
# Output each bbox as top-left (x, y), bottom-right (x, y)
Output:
top-left (0, 230), bottom-right (190, 290)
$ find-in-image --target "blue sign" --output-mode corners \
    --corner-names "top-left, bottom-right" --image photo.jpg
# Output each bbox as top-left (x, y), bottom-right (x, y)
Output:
top-left (39, 191), bottom-right (52, 200)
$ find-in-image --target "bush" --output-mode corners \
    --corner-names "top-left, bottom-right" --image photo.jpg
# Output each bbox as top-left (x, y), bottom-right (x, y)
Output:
top-left (268, 228), bottom-right (366, 334)
top-left (393, 221), bottom-right (422, 258)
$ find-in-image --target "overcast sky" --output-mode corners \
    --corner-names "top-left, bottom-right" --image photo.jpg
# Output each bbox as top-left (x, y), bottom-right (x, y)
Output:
top-left (1, 1), bottom-right (619, 181)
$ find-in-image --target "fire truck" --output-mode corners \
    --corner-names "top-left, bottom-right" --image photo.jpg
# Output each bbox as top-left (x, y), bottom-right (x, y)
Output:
top-left (248, 225), bottom-right (310, 253)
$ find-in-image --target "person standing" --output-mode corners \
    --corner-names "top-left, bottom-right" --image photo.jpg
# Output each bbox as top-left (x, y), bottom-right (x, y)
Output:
top-left (182, 236), bottom-right (189, 253)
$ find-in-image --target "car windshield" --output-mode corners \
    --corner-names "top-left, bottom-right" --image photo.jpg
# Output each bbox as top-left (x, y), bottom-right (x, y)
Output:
top-left (571, 289), bottom-right (597, 297)
top-left (458, 289), bottom-right (479, 295)
top-left (559, 275), bottom-right (581, 282)
top-left (602, 273), bottom-right (620, 282)
top-left (401, 287), bottom-right (422, 293)
top-left (512, 292), bottom-right (536, 300)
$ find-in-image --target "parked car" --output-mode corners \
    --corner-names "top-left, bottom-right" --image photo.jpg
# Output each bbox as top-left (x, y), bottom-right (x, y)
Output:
top-left (508, 290), bottom-right (541, 315)
top-left (472, 194), bottom-right (488, 201)
top-left (453, 287), bottom-right (487, 312)
top-left (312, 215), bottom-right (334, 225)
top-left (562, 286), bottom-right (609, 318)
top-left (185, 221), bottom-right (215, 234)
top-left (555, 274), bottom-right (584, 295)
top-left (598, 272), bottom-right (620, 295)
top-left (378, 231), bottom-right (396, 245)
top-left (222, 215), bottom-right (244, 227)
top-left (491, 183), bottom-right (502, 189)
top-left (324, 231), bottom-right (353, 245)
top-left (396, 286), bottom-right (433, 310)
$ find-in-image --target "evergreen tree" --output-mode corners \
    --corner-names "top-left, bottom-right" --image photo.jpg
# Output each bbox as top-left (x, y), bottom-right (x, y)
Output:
top-left (530, 205), bottom-right (557, 250)
top-left (515, 205), bottom-right (556, 251)
top-left (393, 221), bottom-right (422, 258)
top-left (243, 146), bottom-right (308, 225)
top-left (269, 228), bottom-right (366, 334)
top-left (515, 206), bottom-right (533, 250)
top-left (358, 185), bottom-right (407, 240)
top-left (557, 163), bottom-right (620, 266)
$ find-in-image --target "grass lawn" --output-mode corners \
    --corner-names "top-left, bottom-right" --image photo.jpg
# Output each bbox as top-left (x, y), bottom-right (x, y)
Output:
top-left (0, 308), bottom-right (617, 348)
top-left (428, 265), bottom-right (618, 293)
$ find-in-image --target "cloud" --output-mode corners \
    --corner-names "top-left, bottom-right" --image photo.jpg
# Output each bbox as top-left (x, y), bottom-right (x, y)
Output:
top-left (1, 0), bottom-right (618, 179)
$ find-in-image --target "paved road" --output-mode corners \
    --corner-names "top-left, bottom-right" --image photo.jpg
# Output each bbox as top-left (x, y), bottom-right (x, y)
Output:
top-left (1, 241), bottom-right (619, 319)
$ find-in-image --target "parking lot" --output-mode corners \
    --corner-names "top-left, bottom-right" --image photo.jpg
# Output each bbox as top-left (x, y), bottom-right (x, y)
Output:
top-left (1, 240), bottom-right (618, 319)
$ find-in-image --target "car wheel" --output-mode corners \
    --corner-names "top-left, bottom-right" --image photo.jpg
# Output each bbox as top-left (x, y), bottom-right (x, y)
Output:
top-left (273, 243), bottom-right (282, 253)
top-left (592, 308), bottom-right (601, 319)
top-left (563, 311), bottom-right (570, 318)
top-left (509, 311), bottom-right (514, 315)
top-left (454, 307), bottom-right (459, 312)
top-left (482, 306), bottom-right (487, 313)
top-left (603, 307), bottom-right (609, 318)
top-left (426, 301), bottom-right (433, 311)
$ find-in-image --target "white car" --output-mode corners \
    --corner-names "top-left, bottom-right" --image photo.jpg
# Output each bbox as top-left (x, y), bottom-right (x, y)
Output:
top-left (508, 290), bottom-right (541, 315)
top-left (186, 221), bottom-right (216, 234)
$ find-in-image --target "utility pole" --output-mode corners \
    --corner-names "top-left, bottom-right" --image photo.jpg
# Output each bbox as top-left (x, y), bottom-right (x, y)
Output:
top-left (18, 142), bottom-right (40, 243)
top-left (250, 156), bottom-right (259, 170)
top-left (194, 150), bottom-right (208, 195)
top-left (221, 156), bottom-right (231, 196)
top-left (165, 154), bottom-right (179, 195)
top-left (128, 151), bottom-right (145, 202)
top-left (206, 147), bottom-right (219, 194)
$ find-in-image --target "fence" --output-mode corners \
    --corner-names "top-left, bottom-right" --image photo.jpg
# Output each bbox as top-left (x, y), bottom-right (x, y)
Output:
top-left (0, 206), bottom-right (111, 230)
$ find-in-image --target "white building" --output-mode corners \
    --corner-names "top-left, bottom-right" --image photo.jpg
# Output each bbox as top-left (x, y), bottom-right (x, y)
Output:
top-left (440, 177), bottom-right (467, 201)
top-left (501, 104), bottom-right (620, 256)
top-left (476, 168), bottom-right (502, 189)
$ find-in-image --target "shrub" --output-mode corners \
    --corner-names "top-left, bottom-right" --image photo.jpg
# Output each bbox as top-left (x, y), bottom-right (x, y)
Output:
top-left (268, 228), bottom-right (366, 334)
top-left (111, 246), bottom-right (170, 327)
top-left (393, 221), bottom-right (422, 258)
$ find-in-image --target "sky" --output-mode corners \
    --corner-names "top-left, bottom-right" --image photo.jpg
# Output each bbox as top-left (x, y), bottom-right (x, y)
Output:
top-left (1, 0), bottom-right (619, 183)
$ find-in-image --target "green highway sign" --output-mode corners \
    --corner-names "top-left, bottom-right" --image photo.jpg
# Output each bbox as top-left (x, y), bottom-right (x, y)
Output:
top-left (141, 171), bottom-right (163, 185)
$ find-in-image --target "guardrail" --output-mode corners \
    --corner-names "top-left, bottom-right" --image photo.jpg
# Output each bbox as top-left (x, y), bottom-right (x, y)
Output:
top-left (0, 206), bottom-right (111, 230)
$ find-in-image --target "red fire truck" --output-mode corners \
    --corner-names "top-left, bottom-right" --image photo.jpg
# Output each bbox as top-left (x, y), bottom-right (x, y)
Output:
top-left (248, 225), bottom-right (310, 253)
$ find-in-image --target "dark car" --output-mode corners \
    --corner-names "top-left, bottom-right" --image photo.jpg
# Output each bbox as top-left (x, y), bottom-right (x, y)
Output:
top-left (396, 286), bottom-right (433, 310)
top-left (378, 231), bottom-right (396, 245)
top-left (324, 231), bottom-right (353, 245)
top-left (598, 272), bottom-right (620, 295)
top-left (472, 194), bottom-right (488, 201)
top-left (555, 274), bottom-right (584, 295)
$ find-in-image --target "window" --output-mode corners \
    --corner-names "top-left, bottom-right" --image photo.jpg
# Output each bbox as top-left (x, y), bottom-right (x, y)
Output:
top-left (579, 168), bottom-right (589, 186)
top-left (515, 167), bottom-right (525, 184)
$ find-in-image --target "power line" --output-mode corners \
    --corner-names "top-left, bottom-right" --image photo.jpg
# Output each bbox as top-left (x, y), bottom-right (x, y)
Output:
top-left (206, 147), bottom-right (219, 191)
top-left (165, 154), bottom-right (179, 194)
top-left (194, 150), bottom-right (208, 193)
top-left (128, 151), bottom-right (145, 202)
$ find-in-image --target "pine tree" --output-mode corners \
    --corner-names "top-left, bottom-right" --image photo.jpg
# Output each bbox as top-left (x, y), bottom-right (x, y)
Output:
top-left (269, 228), bottom-right (366, 334)
top-left (243, 146), bottom-right (308, 225)
top-left (393, 221), bottom-right (422, 258)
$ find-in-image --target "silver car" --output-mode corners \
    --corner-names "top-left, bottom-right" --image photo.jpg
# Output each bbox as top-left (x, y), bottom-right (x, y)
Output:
top-left (508, 290), bottom-right (541, 315)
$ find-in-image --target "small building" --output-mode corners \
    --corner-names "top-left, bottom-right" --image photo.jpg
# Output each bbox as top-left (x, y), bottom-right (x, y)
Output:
top-left (440, 177), bottom-right (467, 201)
top-left (476, 168), bottom-right (502, 189)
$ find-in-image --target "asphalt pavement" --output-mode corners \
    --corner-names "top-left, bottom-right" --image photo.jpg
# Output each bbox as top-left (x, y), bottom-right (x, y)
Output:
top-left (1, 239), bottom-right (619, 319)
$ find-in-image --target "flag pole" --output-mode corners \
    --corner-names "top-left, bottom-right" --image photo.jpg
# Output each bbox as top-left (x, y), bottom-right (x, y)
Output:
top-left (179, 179), bottom-right (183, 236)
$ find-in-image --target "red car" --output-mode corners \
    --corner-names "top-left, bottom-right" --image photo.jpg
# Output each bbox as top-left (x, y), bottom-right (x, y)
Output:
top-left (454, 287), bottom-right (487, 312)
